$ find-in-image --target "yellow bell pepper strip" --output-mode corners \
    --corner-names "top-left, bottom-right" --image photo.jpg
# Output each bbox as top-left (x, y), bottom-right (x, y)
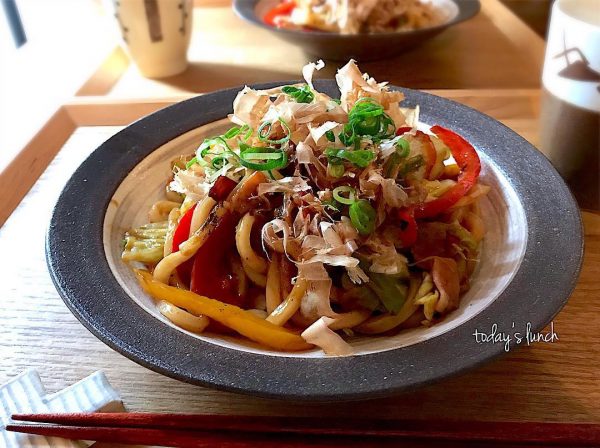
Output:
top-left (135, 270), bottom-right (313, 351)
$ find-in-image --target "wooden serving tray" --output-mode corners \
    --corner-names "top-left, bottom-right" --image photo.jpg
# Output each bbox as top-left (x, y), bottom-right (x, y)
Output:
top-left (0, 90), bottom-right (599, 428)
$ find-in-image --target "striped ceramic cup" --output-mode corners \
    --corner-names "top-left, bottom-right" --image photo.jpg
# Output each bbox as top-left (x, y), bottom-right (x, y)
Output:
top-left (109, 0), bottom-right (193, 78)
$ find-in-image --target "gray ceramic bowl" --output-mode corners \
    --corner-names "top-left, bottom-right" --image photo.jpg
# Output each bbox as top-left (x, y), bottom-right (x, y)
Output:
top-left (233, 0), bottom-right (480, 61)
top-left (46, 81), bottom-right (583, 401)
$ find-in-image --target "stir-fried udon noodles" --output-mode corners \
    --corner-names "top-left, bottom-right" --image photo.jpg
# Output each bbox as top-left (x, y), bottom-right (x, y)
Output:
top-left (265, 0), bottom-right (446, 34)
top-left (123, 60), bottom-right (488, 355)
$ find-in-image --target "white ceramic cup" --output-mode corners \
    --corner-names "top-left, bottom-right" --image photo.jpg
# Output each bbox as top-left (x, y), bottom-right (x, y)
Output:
top-left (109, 0), bottom-right (193, 78)
top-left (540, 0), bottom-right (600, 209)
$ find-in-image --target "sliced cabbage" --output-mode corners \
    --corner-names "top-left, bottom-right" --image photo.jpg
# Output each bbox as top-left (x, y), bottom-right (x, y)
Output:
top-left (432, 257), bottom-right (460, 313)
top-left (122, 222), bottom-right (168, 264)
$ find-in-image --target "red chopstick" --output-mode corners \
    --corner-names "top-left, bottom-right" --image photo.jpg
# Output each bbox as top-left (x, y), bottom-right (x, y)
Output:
top-left (8, 413), bottom-right (600, 447)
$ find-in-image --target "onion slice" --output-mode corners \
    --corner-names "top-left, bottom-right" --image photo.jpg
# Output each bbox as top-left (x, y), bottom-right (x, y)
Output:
top-left (301, 317), bottom-right (353, 356)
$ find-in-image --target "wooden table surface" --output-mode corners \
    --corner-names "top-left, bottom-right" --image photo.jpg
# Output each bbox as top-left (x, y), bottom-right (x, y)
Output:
top-left (80, 0), bottom-right (545, 98)
top-left (2, 1), bottom-right (599, 445)
top-left (1, 89), bottom-right (599, 427)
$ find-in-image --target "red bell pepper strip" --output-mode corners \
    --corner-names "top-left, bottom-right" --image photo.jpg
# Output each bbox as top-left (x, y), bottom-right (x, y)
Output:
top-left (191, 175), bottom-right (244, 306)
top-left (264, 1), bottom-right (295, 26)
top-left (414, 126), bottom-right (481, 219)
top-left (171, 204), bottom-right (197, 285)
top-left (396, 126), bottom-right (412, 135)
top-left (190, 210), bottom-right (245, 307)
top-left (172, 205), bottom-right (196, 252)
top-left (395, 207), bottom-right (418, 248)
top-left (173, 176), bottom-right (240, 293)
top-left (209, 175), bottom-right (238, 202)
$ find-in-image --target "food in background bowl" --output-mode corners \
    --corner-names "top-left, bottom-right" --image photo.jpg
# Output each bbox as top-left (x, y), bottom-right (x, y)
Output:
top-left (123, 60), bottom-right (488, 355)
top-left (265, 0), bottom-right (446, 33)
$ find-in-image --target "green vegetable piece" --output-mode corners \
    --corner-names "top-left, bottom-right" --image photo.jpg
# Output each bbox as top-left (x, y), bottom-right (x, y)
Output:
top-left (395, 138), bottom-right (410, 157)
top-left (325, 148), bottom-right (374, 169)
top-left (258, 118), bottom-right (291, 145)
top-left (337, 97), bottom-right (395, 148)
top-left (282, 84), bottom-right (314, 103)
top-left (211, 156), bottom-right (226, 169)
top-left (185, 157), bottom-right (198, 169)
top-left (242, 125), bottom-right (253, 141)
top-left (327, 163), bottom-right (344, 178)
top-left (332, 186), bottom-right (356, 205)
top-left (448, 222), bottom-right (478, 251)
top-left (322, 199), bottom-right (342, 212)
top-left (341, 274), bottom-right (382, 312)
top-left (368, 272), bottom-right (409, 314)
top-left (401, 155), bottom-right (424, 175)
top-left (239, 143), bottom-right (288, 171)
top-left (349, 199), bottom-right (376, 235)
top-left (383, 152), bottom-right (401, 178)
top-left (322, 199), bottom-right (341, 212)
top-left (352, 257), bottom-right (410, 314)
top-left (223, 126), bottom-right (242, 139)
top-left (348, 286), bottom-right (381, 311)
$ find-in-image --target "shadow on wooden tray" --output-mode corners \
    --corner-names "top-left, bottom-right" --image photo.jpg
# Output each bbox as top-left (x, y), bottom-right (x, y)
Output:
top-left (150, 62), bottom-right (298, 93)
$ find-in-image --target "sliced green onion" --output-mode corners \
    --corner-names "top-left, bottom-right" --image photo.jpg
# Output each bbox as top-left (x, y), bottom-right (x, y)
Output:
top-left (194, 126), bottom-right (255, 171)
top-left (326, 148), bottom-right (343, 160)
top-left (185, 157), bottom-right (198, 169)
top-left (199, 135), bottom-right (233, 158)
top-left (332, 186), bottom-right (356, 205)
top-left (198, 138), bottom-right (213, 157)
top-left (215, 136), bottom-right (233, 152)
top-left (338, 126), bottom-right (355, 146)
top-left (322, 199), bottom-right (341, 212)
top-left (239, 144), bottom-right (288, 171)
top-left (211, 156), bottom-right (226, 169)
top-left (281, 84), bottom-right (314, 103)
top-left (346, 150), bottom-right (374, 168)
top-left (383, 152), bottom-right (401, 178)
top-left (332, 98), bottom-right (342, 105)
top-left (401, 155), bottom-right (424, 175)
top-left (223, 126), bottom-right (242, 139)
top-left (339, 97), bottom-right (396, 147)
top-left (382, 138), bottom-right (410, 177)
top-left (242, 152), bottom-right (283, 160)
top-left (325, 148), bottom-right (375, 169)
top-left (327, 163), bottom-right (344, 178)
top-left (258, 121), bottom-right (272, 141)
top-left (325, 130), bottom-right (335, 142)
top-left (258, 118), bottom-right (291, 145)
top-left (395, 138), bottom-right (410, 157)
top-left (241, 124), bottom-right (253, 141)
top-left (349, 199), bottom-right (377, 235)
